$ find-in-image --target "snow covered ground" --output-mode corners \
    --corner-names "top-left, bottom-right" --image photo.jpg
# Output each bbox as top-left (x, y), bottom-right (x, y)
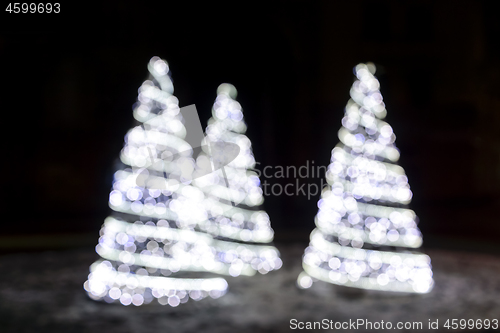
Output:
top-left (1, 244), bottom-right (499, 332)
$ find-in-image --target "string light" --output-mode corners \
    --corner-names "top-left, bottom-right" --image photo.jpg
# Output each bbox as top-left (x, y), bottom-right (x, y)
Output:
top-left (298, 63), bottom-right (433, 294)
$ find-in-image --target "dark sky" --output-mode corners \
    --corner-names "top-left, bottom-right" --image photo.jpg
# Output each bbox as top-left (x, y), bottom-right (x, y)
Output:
top-left (1, 1), bottom-right (500, 249)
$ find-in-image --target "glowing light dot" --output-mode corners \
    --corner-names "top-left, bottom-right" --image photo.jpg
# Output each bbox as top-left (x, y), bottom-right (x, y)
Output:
top-left (168, 295), bottom-right (180, 307)
top-left (120, 293), bottom-right (132, 306)
top-left (153, 59), bottom-right (168, 75)
top-left (298, 273), bottom-right (313, 289)
top-left (132, 294), bottom-right (144, 306)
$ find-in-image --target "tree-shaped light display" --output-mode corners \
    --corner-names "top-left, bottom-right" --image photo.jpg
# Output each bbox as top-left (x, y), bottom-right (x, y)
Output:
top-left (297, 63), bottom-right (433, 293)
top-left (192, 83), bottom-right (282, 276)
top-left (85, 58), bottom-right (233, 307)
top-left (85, 60), bottom-right (281, 307)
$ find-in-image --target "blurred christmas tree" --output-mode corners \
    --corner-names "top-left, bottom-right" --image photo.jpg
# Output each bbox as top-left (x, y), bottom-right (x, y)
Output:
top-left (297, 63), bottom-right (433, 293)
top-left (85, 58), bottom-right (229, 306)
top-left (84, 60), bottom-right (281, 307)
top-left (192, 83), bottom-right (282, 276)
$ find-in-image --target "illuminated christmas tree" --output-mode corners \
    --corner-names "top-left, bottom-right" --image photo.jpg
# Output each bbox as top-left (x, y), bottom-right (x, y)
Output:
top-left (84, 60), bottom-right (281, 307)
top-left (192, 83), bottom-right (282, 276)
top-left (297, 63), bottom-right (433, 293)
top-left (85, 58), bottom-right (229, 306)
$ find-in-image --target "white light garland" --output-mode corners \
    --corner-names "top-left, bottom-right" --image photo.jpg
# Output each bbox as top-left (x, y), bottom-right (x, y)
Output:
top-left (84, 260), bottom-right (228, 306)
top-left (94, 216), bottom-right (280, 277)
top-left (108, 169), bottom-right (274, 243)
top-left (298, 63), bottom-right (433, 293)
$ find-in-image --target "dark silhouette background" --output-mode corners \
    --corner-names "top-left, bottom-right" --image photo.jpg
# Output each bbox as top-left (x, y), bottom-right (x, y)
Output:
top-left (2, 1), bottom-right (500, 253)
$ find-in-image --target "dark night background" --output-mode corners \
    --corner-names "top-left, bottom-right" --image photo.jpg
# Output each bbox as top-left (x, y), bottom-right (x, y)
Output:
top-left (1, 1), bottom-right (500, 253)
